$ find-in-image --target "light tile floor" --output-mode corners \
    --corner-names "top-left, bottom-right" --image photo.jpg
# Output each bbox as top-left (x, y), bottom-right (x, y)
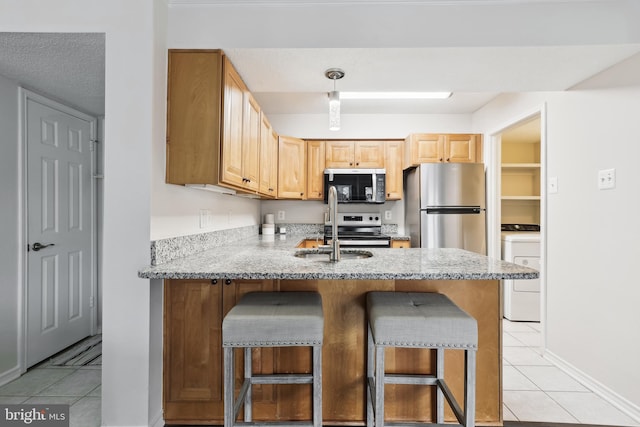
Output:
top-left (0, 359), bottom-right (101, 427)
top-left (2, 323), bottom-right (639, 427)
top-left (503, 319), bottom-right (640, 426)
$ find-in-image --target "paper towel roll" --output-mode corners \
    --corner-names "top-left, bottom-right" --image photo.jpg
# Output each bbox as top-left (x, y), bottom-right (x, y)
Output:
top-left (262, 223), bottom-right (275, 234)
top-left (264, 213), bottom-right (275, 224)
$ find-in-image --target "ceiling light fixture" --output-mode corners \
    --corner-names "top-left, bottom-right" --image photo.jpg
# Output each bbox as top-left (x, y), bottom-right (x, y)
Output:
top-left (340, 91), bottom-right (452, 100)
top-left (325, 68), bottom-right (344, 131)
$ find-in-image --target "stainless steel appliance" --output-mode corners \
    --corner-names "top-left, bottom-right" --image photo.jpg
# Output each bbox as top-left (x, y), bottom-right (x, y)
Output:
top-left (324, 212), bottom-right (391, 248)
top-left (404, 163), bottom-right (486, 254)
top-left (323, 169), bottom-right (386, 204)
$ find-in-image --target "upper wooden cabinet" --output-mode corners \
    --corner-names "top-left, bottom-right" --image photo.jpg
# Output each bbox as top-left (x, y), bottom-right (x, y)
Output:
top-left (166, 50), bottom-right (224, 185)
top-left (259, 113), bottom-right (278, 198)
top-left (325, 140), bottom-right (385, 168)
top-left (166, 49), bottom-right (265, 194)
top-left (306, 140), bottom-right (325, 200)
top-left (404, 133), bottom-right (482, 168)
top-left (384, 140), bottom-right (404, 200)
top-left (278, 136), bottom-right (307, 199)
top-left (240, 92), bottom-right (261, 192)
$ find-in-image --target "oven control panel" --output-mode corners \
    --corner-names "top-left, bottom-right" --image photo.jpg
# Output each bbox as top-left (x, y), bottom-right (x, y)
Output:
top-left (326, 213), bottom-right (382, 226)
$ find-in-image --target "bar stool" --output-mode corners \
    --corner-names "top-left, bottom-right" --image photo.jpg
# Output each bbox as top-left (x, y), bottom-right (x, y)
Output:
top-left (223, 291), bottom-right (324, 427)
top-left (366, 292), bottom-right (478, 427)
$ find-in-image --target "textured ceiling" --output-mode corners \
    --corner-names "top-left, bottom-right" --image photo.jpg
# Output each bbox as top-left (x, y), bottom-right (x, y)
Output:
top-left (0, 32), bottom-right (105, 116)
top-left (2, 1), bottom-right (640, 120)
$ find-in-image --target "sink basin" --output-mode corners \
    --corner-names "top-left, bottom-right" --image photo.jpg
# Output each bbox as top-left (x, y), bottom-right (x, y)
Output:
top-left (294, 249), bottom-right (373, 261)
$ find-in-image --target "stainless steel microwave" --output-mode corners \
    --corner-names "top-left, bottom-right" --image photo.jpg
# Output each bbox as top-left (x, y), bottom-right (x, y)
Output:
top-left (323, 168), bottom-right (386, 204)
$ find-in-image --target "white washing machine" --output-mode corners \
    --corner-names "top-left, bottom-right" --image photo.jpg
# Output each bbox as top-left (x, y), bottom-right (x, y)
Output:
top-left (501, 231), bottom-right (541, 321)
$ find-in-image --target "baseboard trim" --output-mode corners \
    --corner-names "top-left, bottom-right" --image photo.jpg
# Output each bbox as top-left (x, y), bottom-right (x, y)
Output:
top-left (149, 410), bottom-right (164, 427)
top-left (544, 349), bottom-right (640, 423)
top-left (0, 365), bottom-right (22, 388)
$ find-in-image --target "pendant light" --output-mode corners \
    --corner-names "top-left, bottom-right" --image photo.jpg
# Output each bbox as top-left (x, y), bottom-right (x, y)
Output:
top-left (325, 68), bottom-right (344, 131)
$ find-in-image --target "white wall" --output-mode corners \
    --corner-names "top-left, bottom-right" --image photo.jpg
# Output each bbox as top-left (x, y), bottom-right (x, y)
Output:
top-left (0, 1), bottom-right (162, 425)
top-left (0, 73), bottom-right (20, 384)
top-left (472, 55), bottom-right (640, 412)
top-left (268, 113), bottom-right (472, 140)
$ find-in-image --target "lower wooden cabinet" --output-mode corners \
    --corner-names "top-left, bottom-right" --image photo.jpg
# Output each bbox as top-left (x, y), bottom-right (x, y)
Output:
top-left (391, 240), bottom-right (410, 248)
top-left (296, 239), bottom-right (323, 248)
top-left (163, 278), bottom-right (276, 424)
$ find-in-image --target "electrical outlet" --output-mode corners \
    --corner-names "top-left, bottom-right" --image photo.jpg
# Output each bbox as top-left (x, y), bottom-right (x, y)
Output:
top-left (598, 168), bottom-right (616, 190)
top-left (548, 177), bottom-right (558, 194)
top-left (384, 210), bottom-right (392, 220)
top-left (277, 210), bottom-right (285, 220)
top-left (199, 209), bottom-right (209, 228)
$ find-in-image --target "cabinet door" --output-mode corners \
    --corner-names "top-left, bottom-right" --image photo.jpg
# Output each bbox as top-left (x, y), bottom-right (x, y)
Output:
top-left (384, 141), bottom-right (404, 200)
top-left (405, 134), bottom-right (445, 167)
top-left (242, 93), bottom-right (261, 191)
top-left (444, 134), bottom-right (477, 163)
top-left (278, 136), bottom-right (307, 199)
top-left (307, 140), bottom-right (325, 200)
top-left (166, 50), bottom-right (223, 185)
top-left (164, 279), bottom-right (223, 424)
top-left (391, 240), bottom-right (410, 248)
top-left (259, 113), bottom-right (278, 197)
top-left (325, 141), bottom-right (355, 168)
top-left (355, 141), bottom-right (385, 168)
top-left (221, 57), bottom-right (247, 187)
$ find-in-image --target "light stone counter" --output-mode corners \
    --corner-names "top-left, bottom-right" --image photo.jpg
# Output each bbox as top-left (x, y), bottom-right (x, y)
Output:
top-left (139, 234), bottom-right (538, 281)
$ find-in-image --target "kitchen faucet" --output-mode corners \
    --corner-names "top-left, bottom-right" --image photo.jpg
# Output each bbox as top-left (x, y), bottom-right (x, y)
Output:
top-left (328, 185), bottom-right (341, 261)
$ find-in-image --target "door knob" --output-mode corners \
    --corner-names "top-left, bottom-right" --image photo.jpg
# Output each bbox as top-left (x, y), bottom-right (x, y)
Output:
top-left (30, 242), bottom-right (55, 252)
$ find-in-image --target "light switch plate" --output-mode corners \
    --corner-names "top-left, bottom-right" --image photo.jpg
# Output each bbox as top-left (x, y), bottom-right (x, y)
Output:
top-left (548, 176), bottom-right (558, 194)
top-left (384, 210), bottom-right (392, 220)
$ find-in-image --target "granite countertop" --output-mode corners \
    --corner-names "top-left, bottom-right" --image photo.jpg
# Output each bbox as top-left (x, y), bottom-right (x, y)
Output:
top-left (139, 234), bottom-right (539, 281)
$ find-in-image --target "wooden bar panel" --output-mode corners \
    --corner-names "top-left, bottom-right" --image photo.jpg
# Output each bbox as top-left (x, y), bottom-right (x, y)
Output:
top-left (164, 279), bottom-right (502, 425)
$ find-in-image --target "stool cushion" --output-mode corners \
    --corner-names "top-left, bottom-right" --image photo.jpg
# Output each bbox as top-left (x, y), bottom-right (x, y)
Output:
top-left (223, 292), bottom-right (324, 347)
top-left (367, 292), bottom-right (477, 349)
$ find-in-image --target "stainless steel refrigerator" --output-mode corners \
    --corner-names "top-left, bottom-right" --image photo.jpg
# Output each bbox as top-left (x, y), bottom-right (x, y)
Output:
top-left (404, 163), bottom-right (486, 254)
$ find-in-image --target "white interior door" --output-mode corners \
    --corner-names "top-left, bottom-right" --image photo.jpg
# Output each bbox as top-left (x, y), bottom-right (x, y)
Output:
top-left (26, 93), bottom-right (96, 367)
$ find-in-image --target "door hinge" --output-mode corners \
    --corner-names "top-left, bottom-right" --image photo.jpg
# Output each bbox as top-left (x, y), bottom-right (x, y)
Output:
top-left (89, 139), bottom-right (100, 152)
top-left (89, 296), bottom-right (95, 308)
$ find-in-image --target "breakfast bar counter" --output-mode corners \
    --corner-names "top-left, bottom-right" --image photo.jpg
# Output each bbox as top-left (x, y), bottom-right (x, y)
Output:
top-left (139, 235), bottom-right (538, 426)
top-left (139, 234), bottom-right (537, 281)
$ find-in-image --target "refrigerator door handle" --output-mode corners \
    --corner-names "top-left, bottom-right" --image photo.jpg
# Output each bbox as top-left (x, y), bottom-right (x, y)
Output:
top-left (425, 207), bottom-right (483, 214)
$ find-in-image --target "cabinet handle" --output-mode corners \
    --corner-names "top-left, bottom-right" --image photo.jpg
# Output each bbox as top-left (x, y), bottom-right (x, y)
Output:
top-left (349, 162), bottom-right (353, 166)
top-left (439, 158), bottom-right (443, 162)
top-left (356, 162), bottom-right (359, 166)
top-left (225, 279), bottom-right (232, 286)
top-left (446, 158), bottom-right (450, 162)
top-left (300, 192), bottom-right (304, 196)
top-left (211, 279), bottom-right (218, 285)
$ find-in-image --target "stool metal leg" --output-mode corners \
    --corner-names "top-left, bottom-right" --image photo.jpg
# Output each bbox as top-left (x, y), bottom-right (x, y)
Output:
top-left (224, 347), bottom-right (234, 427)
top-left (436, 348), bottom-right (444, 424)
top-left (366, 324), bottom-right (374, 427)
top-left (374, 344), bottom-right (385, 427)
top-left (244, 347), bottom-right (252, 422)
top-left (313, 345), bottom-right (322, 427)
top-left (464, 349), bottom-right (476, 427)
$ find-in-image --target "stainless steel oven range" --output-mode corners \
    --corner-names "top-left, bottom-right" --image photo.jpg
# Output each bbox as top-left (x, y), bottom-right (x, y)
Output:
top-left (324, 212), bottom-right (391, 248)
